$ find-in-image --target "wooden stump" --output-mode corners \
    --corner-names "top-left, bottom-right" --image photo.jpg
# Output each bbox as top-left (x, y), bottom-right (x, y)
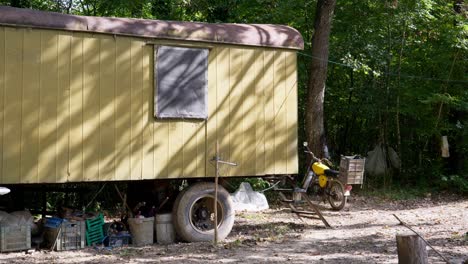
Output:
top-left (396, 233), bottom-right (428, 264)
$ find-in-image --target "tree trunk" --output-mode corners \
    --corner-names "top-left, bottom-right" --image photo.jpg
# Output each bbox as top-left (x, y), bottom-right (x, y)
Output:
top-left (306, 0), bottom-right (336, 158)
top-left (396, 233), bottom-right (428, 264)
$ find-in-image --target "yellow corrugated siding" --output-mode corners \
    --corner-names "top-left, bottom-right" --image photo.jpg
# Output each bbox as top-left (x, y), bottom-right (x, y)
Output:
top-left (0, 28), bottom-right (4, 182)
top-left (285, 51), bottom-right (299, 172)
top-left (99, 35), bottom-right (116, 182)
top-left (21, 29), bottom-right (41, 183)
top-left (0, 26), bottom-right (298, 184)
top-left (216, 47), bottom-right (232, 175)
top-left (3, 27), bottom-right (23, 184)
top-left (57, 32), bottom-right (72, 183)
top-left (254, 49), bottom-right (266, 175)
top-left (114, 38), bottom-right (132, 181)
top-left (141, 45), bottom-right (154, 180)
top-left (69, 33), bottom-right (84, 182)
top-left (228, 48), bottom-right (243, 177)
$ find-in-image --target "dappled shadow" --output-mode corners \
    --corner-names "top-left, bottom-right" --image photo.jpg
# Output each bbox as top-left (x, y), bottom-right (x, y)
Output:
top-left (0, 6), bottom-right (304, 50)
top-left (342, 194), bottom-right (467, 212)
top-left (0, 14), bottom-right (300, 186)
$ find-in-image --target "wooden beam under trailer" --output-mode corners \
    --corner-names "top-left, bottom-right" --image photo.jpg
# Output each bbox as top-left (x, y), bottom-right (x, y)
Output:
top-left (278, 191), bottom-right (331, 228)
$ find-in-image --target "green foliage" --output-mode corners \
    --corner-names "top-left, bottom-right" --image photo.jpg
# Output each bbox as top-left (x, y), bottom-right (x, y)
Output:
top-left (225, 177), bottom-right (270, 192)
top-left (439, 174), bottom-right (468, 195)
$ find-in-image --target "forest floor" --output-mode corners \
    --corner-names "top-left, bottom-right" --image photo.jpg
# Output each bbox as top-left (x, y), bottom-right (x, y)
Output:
top-left (0, 193), bottom-right (466, 264)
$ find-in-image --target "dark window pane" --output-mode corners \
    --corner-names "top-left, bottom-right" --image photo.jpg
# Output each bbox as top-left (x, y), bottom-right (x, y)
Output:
top-left (155, 46), bottom-right (208, 119)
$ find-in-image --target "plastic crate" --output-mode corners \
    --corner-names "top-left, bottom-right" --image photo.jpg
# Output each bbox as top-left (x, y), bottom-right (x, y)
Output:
top-left (0, 225), bottom-right (31, 252)
top-left (44, 217), bottom-right (63, 228)
top-left (106, 234), bottom-right (131, 248)
top-left (44, 219), bottom-right (86, 251)
top-left (56, 221), bottom-right (85, 251)
top-left (85, 214), bottom-right (104, 246)
top-left (339, 156), bottom-right (366, 185)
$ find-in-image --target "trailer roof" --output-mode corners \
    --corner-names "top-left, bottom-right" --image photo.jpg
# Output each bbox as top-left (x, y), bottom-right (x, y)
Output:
top-left (0, 6), bottom-right (304, 50)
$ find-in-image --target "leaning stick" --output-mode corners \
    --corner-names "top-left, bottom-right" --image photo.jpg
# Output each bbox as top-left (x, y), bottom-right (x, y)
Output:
top-left (393, 214), bottom-right (449, 263)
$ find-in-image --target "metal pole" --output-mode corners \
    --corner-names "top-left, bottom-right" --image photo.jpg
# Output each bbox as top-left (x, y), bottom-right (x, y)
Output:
top-left (214, 141), bottom-right (219, 245)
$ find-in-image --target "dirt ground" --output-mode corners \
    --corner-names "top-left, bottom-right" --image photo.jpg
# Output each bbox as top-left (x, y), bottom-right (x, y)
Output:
top-left (0, 194), bottom-right (467, 264)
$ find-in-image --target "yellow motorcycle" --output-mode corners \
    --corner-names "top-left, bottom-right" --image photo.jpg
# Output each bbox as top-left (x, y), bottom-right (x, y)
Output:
top-left (297, 142), bottom-right (347, 211)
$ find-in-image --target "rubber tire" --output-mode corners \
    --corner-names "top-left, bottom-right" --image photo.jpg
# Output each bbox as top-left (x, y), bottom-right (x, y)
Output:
top-left (327, 180), bottom-right (346, 211)
top-left (172, 182), bottom-right (235, 242)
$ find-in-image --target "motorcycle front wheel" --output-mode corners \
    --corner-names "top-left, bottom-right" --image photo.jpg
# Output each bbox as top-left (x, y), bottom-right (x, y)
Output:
top-left (327, 180), bottom-right (346, 211)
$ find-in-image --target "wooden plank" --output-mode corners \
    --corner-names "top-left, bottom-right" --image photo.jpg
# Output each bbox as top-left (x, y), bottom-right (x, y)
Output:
top-left (254, 49), bottom-right (266, 175)
top-left (182, 121), bottom-right (199, 177)
top-left (0, 27), bottom-right (4, 182)
top-left (130, 40), bottom-right (143, 180)
top-left (229, 48), bottom-right (244, 176)
top-left (56, 32), bottom-right (72, 183)
top-left (168, 122), bottom-right (183, 178)
top-left (82, 34), bottom-right (100, 181)
top-left (205, 48), bottom-right (218, 177)
top-left (194, 119), bottom-right (205, 177)
top-left (153, 120), bottom-right (169, 178)
top-left (3, 28), bottom-right (23, 183)
top-left (302, 193), bottom-right (332, 228)
top-left (114, 37), bottom-right (132, 181)
top-left (152, 47), bottom-right (169, 179)
top-left (99, 35), bottom-right (116, 181)
top-left (68, 33), bottom-right (84, 182)
top-left (38, 30), bottom-right (59, 183)
top-left (20, 29), bottom-right (41, 183)
top-left (263, 50), bottom-right (275, 175)
top-left (215, 47), bottom-right (231, 176)
top-left (242, 48), bottom-right (257, 176)
top-left (285, 51), bottom-right (298, 174)
top-left (141, 45), bottom-right (154, 180)
top-left (273, 51), bottom-right (287, 174)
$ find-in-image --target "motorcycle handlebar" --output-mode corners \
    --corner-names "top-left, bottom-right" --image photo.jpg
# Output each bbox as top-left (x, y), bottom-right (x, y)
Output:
top-left (303, 150), bottom-right (321, 162)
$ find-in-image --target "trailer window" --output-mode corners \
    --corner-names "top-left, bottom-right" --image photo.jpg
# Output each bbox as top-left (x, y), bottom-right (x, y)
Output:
top-left (155, 46), bottom-right (209, 119)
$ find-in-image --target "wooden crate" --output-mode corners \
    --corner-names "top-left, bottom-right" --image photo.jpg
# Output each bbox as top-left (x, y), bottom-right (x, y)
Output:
top-left (0, 225), bottom-right (31, 252)
top-left (339, 156), bottom-right (366, 185)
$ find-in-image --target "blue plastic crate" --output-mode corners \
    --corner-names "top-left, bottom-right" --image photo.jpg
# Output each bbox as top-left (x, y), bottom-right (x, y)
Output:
top-left (45, 217), bottom-right (64, 228)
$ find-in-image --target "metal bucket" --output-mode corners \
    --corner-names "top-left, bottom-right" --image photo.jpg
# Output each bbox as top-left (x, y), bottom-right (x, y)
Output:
top-left (128, 217), bottom-right (154, 246)
top-left (155, 213), bottom-right (175, 244)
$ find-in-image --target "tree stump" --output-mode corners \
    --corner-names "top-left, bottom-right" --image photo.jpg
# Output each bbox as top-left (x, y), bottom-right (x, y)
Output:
top-left (396, 233), bottom-right (428, 264)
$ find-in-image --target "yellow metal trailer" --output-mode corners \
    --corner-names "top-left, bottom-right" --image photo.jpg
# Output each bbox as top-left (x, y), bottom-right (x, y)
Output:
top-left (0, 6), bottom-right (303, 242)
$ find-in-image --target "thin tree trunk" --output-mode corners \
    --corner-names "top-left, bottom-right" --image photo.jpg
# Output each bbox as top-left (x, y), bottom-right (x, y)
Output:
top-left (306, 0), bottom-right (336, 158)
top-left (396, 22), bottom-right (406, 175)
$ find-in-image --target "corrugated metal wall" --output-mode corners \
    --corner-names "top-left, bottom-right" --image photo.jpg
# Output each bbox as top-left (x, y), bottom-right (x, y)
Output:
top-left (0, 26), bottom-right (298, 184)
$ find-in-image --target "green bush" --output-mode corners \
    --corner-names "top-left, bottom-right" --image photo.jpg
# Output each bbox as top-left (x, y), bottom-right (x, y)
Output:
top-left (439, 174), bottom-right (468, 195)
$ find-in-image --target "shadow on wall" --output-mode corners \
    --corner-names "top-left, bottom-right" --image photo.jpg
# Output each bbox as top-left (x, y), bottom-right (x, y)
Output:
top-left (0, 23), bottom-right (299, 184)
